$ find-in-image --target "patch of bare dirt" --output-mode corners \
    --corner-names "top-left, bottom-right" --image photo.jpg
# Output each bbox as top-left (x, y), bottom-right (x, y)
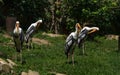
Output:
top-left (3, 34), bottom-right (12, 39)
top-left (48, 72), bottom-right (66, 75)
top-left (42, 32), bottom-right (64, 37)
top-left (32, 38), bottom-right (51, 45)
top-left (21, 70), bottom-right (39, 75)
top-left (105, 34), bottom-right (118, 40)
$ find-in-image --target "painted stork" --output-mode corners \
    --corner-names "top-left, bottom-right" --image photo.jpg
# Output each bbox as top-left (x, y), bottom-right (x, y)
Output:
top-left (13, 21), bottom-right (24, 63)
top-left (65, 23), bottom-right (82, 66)
top-left (25, 20), bottom-right (42, 49)
top-left (78, 26), bottom-right (99, 55)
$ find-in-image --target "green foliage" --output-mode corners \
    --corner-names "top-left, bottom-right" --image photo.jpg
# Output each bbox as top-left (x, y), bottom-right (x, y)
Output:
top-left (0, 34), bottom-right (11, 43)
top-left (0, 0), bottom-right (120, 34)
top-left (1, 0), bottom-right (49, 30)
top-left (66, 18), bottom-right (76, 32)
top-left (0, 0), bottom-right (4, 6)
top-left (61, 0), bottom-right (120, 34)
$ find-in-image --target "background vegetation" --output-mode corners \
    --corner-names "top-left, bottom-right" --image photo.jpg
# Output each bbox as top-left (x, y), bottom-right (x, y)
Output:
top-left (0, 0), bottom-right (120, 34)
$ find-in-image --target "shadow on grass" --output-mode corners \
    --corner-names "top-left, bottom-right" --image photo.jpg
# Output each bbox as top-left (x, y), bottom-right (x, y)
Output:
top-left (79, 53), bottom-right (88, 56)
top-left (65, 60), bottom-right (78, 65)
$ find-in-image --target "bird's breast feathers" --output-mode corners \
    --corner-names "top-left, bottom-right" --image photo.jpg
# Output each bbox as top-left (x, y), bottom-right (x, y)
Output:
top-left (14, 28), bottom-right (22, 34)
top-left (71, 32), bottom-right (78, 40)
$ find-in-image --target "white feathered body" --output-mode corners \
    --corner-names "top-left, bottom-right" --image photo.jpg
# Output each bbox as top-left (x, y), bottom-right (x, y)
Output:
top-left (13, 27), bottom-right (24, 52)
top-left (78, 26), bottom-right (99, 47)
top-left (65, 30), bottom-right (79, 57)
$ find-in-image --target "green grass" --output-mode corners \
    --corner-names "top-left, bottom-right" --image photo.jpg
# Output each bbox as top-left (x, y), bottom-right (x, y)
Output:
top-left (0, 32), bottom-right (120, 75)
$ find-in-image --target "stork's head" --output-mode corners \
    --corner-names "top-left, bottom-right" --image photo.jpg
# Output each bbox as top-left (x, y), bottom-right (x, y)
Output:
top-left (75, 23), bottom-right (81, 34)
top-left (92, 27), bottom-right (99, 30)
top-left (37, 20), bottom-right (42, 23)
top-left (15, 21), bottom-right (20, 29)
top-left (36, 20), bottom-right (42, 24)
top-left (15, 21), bottom-right (20, 33)
top-left (91, 27), bottom-right (99, 32)
top-left (36, 20), bottom-right (42, 28)
top-left (87, 27), bottom-right (99, 34)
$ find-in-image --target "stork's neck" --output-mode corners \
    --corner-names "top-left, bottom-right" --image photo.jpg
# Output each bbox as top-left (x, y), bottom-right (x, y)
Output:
top-left (36, 23), bottom-right (40, 29)
top-left (74, 28), bottom-right (79, 37)
top-left (15, 25), bottom-right (19, 34)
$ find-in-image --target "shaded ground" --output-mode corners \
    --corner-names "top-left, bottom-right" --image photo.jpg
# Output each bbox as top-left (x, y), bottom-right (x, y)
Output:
top-left (3, 32), bottom-right (64, 46)
top-left (2, 34), bottom-right (51, 45)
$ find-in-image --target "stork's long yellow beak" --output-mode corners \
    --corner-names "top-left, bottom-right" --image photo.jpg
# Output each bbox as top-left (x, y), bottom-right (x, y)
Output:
top-left (76, 23), bottom-right (82, 30)
top-left (88, 29), bottom-right (97, 34)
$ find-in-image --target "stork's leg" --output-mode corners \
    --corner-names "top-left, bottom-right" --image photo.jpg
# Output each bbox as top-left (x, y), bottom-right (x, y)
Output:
top-left (30, 38), bottom-right (33, 49)
top-left (82, 43), bottom-right (85, 55)
top-left (20, 53), bottom-right (22, 63)
top-left (28, 42), bottom-right (30, 51)
top-left (67, 53), bottom-right (70, 63)
top-left (72, 43), bottom-right (76, 66)
top-left (72, 49), bottom-right (74, 66)
top-left (27, 39), bottom-right (30, 51)
top-left (27, 37), bottom-right (33, 51)
top-left (16, 52), bottom-right (19, 62)
top-left (25, 37), bottom-right (30, 51)
top-left (20, 50), bottom-right (22, 63)
top-left (72, 54), bottom-right (74, 66)
top-left (15, 52), bottom-right (17, 62)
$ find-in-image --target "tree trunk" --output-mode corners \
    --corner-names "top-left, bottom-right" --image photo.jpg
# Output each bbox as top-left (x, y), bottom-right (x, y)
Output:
top-left (50, 7), bottom-right (55, 32)
top-left (6, 16), bottom-right (16, 35)
top-left (118, 35), bottom-right (120, 52)
top-left (55, 18), bottom-right (58, 34)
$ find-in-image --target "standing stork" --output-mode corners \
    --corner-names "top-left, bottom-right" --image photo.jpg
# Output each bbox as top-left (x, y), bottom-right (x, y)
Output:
top-left (13, 21), bottom-right (24, 63)
top-left (78, 26), bottom-right (99, 55)
top-left (65, 23), bottom-right (82, 66)
top-left (25, 20), bottom-right (42, 50)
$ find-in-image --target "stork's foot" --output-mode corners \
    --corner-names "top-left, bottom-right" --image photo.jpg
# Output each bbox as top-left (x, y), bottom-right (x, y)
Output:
top-left (21, 59), bottom-right (26, 64)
